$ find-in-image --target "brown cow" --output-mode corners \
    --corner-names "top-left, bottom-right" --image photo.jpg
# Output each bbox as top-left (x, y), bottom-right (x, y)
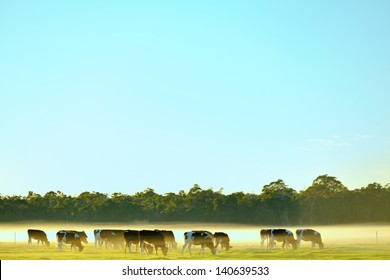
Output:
top-left (28, 229), bottom-right (50, 247)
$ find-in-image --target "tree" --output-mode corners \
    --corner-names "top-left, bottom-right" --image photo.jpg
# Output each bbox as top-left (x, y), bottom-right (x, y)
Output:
top-left (109, 192), bottom-right (138, 222)
top-left (133, 188), bottom-right (160, 221)
top-left (1, 177), bottom-right (388, 224)
top-left (260, 179), bottom-right (298, 225)
top-left (26, 191), bottom-right (45, 219)
top-left (300, 175), bottom-right (348, 224)
top-left (75, 191), bottom-right (108, 221)
top-left (183, 184), bottom-right (220, 222)
top-left (357, 182), bottom-right (390, 222)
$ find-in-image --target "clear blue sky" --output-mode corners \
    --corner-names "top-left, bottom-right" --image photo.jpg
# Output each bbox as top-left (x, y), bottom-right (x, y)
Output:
top-left (1, 0), bottom-right (389, 196)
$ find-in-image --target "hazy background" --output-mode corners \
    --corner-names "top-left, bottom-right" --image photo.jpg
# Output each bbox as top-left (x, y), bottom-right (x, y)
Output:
top-left (1, 0), bottom-right (389, 196)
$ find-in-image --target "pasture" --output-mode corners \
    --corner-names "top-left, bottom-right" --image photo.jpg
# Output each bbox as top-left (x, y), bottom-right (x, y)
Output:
top-left (1, 223), bottom-right (390, 260)
top-left (1, 242), bottom-right (390, 260)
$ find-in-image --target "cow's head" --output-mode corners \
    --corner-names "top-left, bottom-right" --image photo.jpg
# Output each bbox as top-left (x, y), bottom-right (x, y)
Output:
top-left (290, 239), bottom-right (297, 250)
top-left (204, 240), bottom-right (217, 255)
top-left (161, 246), bottom-right (168, 256)
top-left (319, 242), bottom-right (324, 249)
top-left (202, 233), bottom-right (217, 255)
top-left (286, 231), bottom-right (297, 250)
top-left (45, 240), bottom-right (50, 247)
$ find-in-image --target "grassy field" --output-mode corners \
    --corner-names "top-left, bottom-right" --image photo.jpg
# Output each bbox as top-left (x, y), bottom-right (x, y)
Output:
top-left (1, 242), bottom-right (390, 260)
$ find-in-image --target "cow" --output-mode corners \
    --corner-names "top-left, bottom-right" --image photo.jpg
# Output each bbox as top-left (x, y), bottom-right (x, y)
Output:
top-left (124, 230), bottom-right (140, 254)
top-left (260, 229), bottom-right (271, 249)
top-left (213, 232), bottom-right (232, 251)
top-left (296, 229), bottom-right (324, 249)
top-left (155, 229), bottom-right (177, 249)
top-left (182, 230), bottom-right (217, 255)
top-left (27, 229), bottom-right (50, 247)
top-left (106, 230), bottom-right (125, 249)
top-left (56, 230), bottom-right (88, 252)
top-left (94, 229), bottom-right (125, 249)
top-left (94, 229), bottom-right (102, 248)
top-left (268, 229), bottom-right (297, 250)
top-left (139, 230), bottom-right (168, 256)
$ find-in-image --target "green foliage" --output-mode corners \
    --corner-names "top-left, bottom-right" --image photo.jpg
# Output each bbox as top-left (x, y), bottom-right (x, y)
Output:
top-left (1, 175), bottom-right (389, 225)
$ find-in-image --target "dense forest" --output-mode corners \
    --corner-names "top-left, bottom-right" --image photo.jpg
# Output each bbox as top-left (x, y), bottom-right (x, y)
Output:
top-left (1, 175), bottom-right (389, 225)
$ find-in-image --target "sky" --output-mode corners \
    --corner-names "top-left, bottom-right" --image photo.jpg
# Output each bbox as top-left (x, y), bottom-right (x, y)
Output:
top-left (1, 0), bottom-right (389, 196)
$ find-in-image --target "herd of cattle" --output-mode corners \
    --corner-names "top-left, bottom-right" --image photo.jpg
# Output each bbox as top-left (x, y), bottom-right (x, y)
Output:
top-left (27, 228), bottom-right (324, 255)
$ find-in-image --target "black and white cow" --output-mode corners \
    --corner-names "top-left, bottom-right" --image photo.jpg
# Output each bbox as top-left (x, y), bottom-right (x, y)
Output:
top-left (56, 230), bottom-right (88, 252)
top-left (269, 229), bottom-right (297, 250)
top-left (27, 229), bottom-right (50, 247)
top-left (139, 230), bottom-right (168, 256)
top-left (155, 229), bottom-right (177, 249)
top-left (213, 232), bottom-right (232, 251)
top-left (182, 231), bottom-right (217, 255)
top-left (296, 229), bottom-right (324, 249)
top-left (94, 229), bottom-right (125, 249)
top-left (124, 230), bottom-right (140, 254)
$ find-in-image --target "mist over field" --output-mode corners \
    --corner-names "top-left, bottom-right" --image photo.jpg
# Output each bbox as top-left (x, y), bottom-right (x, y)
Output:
top-left (1, 222), bottom-right (390, 245)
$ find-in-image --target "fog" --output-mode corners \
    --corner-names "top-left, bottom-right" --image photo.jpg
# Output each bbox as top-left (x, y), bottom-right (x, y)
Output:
top-left (1, 222), bottom-right (389, 246)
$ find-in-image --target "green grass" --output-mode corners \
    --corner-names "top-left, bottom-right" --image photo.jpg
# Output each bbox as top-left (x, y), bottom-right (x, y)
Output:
top-left (1, 242), bottom-right (389, 260)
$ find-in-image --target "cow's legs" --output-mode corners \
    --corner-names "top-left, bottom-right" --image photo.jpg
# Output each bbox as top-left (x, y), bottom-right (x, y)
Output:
top-left (188, 244), bottom-right (193, 255)
top-left (125, 241), bottom-right (135, 254)
top-left (95, 238), bottom-right (100, 248)
top-left (71, 242), bottom-right (81, 251)
top-left (269, 236), bottom-right (275, 250)
top-left (296, 237), bottom-right (302, 248)
top-left (58, 241), bottom-right (63, 252)
top-left (199, 244), bottom-right (205, 254)
top-left (141, 242), bottom-right (150, 255)
top-left (181, 239), bottom-right (192, 255)
top-left (283, 240), bottom-right (291, 250)
top-left (128, 242), bottom-right (133, 253)
top-left (260, 236), bottom-right (266, 249)
top-left (128, 242), bottom-right (138, 254)
top-left (267, 237), bottom-right (275, 250)
top-left (311, 241), bottom-right (315, 248)
top-left (216, 239), bottom-right (222, 250)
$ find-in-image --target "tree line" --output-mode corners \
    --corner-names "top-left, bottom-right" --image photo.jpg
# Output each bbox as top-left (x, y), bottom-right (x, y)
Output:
top-left (1, 175), bottom-right (389, 225)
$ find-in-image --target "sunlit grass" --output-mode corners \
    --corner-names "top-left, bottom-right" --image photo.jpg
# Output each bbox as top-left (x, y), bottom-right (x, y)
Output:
top-left (1, 242), bottom-right (389, 260)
